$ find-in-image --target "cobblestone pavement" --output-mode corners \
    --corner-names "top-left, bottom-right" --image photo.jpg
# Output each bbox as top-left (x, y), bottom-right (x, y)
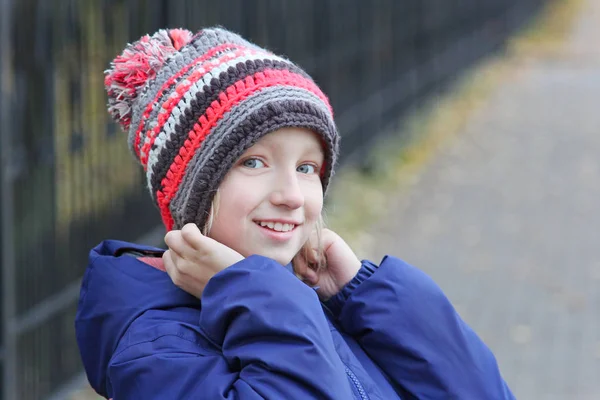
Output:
top-left (366, 1), bottom-right (600, 399)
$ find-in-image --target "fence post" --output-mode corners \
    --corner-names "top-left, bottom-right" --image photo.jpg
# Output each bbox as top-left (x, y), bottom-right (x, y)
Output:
top-left (1, 0), bottom-right (17, 399)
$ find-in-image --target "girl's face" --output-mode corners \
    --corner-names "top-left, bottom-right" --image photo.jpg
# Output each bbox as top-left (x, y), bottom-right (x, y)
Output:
top-left (208, 127), bottom-right (325, 266)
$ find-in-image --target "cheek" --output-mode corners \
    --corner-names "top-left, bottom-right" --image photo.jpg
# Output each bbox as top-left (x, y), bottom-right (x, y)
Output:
top-left (208, 179), bottom-right (257, 245)
top-left (209, 197), bottom-right (248, 251)
top-left (303, 183), bottom-right (324, 222)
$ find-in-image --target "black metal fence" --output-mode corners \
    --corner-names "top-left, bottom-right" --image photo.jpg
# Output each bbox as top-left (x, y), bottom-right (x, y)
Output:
top-left (1, 0), bottom-right (547, 398)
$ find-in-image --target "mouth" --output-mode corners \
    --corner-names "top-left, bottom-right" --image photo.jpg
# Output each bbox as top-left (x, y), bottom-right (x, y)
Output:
top-left (254, 220), bottom-right (299, 233)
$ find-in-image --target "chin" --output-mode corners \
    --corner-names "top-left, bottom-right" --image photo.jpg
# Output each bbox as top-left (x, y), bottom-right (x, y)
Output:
top-left (268, 253), bottom-right (294, 266)
top-left (238, 239), bottom-right (301, 266)
top-left (249, 249), bottom-right (295, 266)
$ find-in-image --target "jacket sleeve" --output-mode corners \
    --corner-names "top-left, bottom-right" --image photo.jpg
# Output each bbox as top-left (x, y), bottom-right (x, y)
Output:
top-left (325, 256), bottom-right (515, 400)
top-left (108, 255), bottom-right (355, 400)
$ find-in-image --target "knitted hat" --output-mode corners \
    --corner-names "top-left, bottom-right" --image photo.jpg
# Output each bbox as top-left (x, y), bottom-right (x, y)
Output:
top-left (105, 27), bottom-right (339, 231)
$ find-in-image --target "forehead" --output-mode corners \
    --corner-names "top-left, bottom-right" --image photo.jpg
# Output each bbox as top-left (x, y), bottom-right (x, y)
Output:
top-left (255, 127), bottom-right (324, 153)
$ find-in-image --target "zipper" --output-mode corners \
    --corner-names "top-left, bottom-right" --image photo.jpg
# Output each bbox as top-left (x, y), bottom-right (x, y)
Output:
top-left (345, 366), bottom-right (369, 400)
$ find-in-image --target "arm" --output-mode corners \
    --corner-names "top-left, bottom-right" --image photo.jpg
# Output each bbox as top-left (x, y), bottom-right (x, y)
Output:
top-left (325, 256), bottom-right (515, 400)
top-left (108, 255), bottom-right (354, 399)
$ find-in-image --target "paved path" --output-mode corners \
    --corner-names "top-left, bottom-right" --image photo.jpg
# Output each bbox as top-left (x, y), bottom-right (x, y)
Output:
top-left (367, 1), bottom-right (600, 398)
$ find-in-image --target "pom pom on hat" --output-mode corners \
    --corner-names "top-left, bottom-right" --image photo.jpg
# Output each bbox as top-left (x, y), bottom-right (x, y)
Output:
top-left (104, 28), bottom-right (193, 131)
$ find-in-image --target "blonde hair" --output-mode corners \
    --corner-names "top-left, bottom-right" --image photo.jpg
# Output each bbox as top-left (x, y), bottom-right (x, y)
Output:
top-left (203, 191), bottom-right (326, 272)
top-left (201, 191), bottom-right (220, 236)
top-left (292, 214), bottom-right (326, 273)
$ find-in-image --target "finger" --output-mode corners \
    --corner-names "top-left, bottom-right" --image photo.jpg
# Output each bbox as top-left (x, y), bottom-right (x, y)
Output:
top-left (304, 244), bottom-right (320, 266)
top-left (307, 228), bottom-right (336, 268)
top-left (181, 223), bottom-right (204, 251)
top-left (293, 253), bottom-right (319, 286)
top-left (162, 249), bottom-right (176, 277)
top-left (302, 232), bottom-right (325, 270)
top-left (164, 249), bottom-right (188, 287)
top-left (302, 264), bottom-right (319, 286)
top-left (165, 231), bottom-right (190, 261)
top-left (164, 231), bottom-right (187, 258)
top-left (292, 253), bottom-right (309, 277)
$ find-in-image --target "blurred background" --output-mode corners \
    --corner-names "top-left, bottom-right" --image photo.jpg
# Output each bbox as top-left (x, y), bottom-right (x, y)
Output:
top-left (2, 0), bottom-right (598, 399)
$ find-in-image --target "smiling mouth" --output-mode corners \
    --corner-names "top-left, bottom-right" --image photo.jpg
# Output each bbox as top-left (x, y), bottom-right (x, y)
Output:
top-left (254, 221), bottom-right (298, 232)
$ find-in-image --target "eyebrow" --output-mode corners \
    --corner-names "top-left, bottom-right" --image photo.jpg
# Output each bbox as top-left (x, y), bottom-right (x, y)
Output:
top-left (245, 137), bottom-right (324, 161)
top-left (303, 145), bottom-right (325, 160)
top-left (252, 140), bottom-right (322, 154)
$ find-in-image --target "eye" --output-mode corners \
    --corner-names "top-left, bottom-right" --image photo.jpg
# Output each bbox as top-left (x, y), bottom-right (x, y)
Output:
top-left (242, 158), bottom-right (266, 169)
top-left (297, 164), bottom-right (316, 174)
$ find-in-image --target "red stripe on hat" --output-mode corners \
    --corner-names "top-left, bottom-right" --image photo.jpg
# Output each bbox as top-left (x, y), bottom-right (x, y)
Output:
top-left (157, 69), bottom-right (332, 230)
top-left (139, 47), bottom-right (271, 168)
top-left (133, 43), bottom-right (243, 159)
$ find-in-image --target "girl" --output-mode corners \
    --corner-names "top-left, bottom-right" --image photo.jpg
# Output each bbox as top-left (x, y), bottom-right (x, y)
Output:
top-left (76, 27), bottom-right (515, 399)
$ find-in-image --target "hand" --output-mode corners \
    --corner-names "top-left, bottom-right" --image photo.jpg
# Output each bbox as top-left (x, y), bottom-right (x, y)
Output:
top-left (293, 229), bottom-right (362, 300)
top-left (163, 223), bottom-right (244, 298)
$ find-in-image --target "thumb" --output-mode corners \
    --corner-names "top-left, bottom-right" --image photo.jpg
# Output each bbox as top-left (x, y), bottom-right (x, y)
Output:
top-left (320, 228), bottom-right (339, 255)
top-left (181, 223), bottom-right (204, 249)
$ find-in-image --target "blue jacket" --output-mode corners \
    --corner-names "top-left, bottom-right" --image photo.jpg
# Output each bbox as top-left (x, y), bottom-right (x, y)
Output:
top-left (75, 240), bottom-right (514, 399)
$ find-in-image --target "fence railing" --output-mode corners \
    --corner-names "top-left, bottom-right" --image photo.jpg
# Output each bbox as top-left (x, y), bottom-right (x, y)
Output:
top-left (1, 0), bottom-right (547, 398)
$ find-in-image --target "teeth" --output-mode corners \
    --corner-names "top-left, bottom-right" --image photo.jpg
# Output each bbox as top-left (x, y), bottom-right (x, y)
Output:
top-left (259, 221), bottom-right (275, 230)
top-left (258, 221), bottom-right (295, 232)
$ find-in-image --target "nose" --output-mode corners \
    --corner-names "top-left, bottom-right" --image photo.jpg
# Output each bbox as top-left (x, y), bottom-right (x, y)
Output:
top-left (269, 170), bottom-right (304, 209)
